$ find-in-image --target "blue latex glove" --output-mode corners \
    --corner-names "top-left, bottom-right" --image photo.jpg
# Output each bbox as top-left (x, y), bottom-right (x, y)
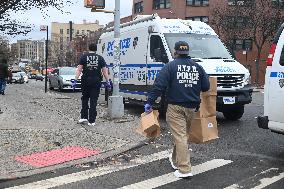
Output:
top-left (144, 103), bottom-right (152, 113)
top-left (71, 80), bottom-right (77, 90)
top-left (106, 80), bottom-right (112, 91)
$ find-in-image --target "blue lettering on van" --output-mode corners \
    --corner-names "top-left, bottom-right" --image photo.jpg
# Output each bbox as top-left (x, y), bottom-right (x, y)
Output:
top-left (270, 72), bottom-right (284, 78)
top-left (215, 66), bottom-right (236, 73)
top-left (107, 38), bottom-right (131, 56)
top-left (147, 70), bottom-right (161, 81)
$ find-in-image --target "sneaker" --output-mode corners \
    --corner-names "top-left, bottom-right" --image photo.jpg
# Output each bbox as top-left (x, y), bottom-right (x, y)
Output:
top-left (88, 122), bottom-right (96, 126)
top-left (78, 119), bottom-right (88, 124)
top-left (174, 170), bottom-right (193, 178)
top-left (169, 154), bottom-right (178, 170)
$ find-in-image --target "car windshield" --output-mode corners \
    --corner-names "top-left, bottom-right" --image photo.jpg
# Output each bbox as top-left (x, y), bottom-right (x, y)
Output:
top-left (13, 73), bottom-right (21, 77)
top-left (164, 33), bottom-right (232, 59)
top-left (60, 68), bottom-right (76, 75)
top-left (19, 72), bottom-right (27, 76)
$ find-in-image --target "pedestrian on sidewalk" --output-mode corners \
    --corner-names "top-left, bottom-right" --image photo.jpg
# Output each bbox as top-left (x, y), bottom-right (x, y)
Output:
top-left (0, 57), bottom-right (8, 95)
top-left (145, 41), bottom-right (210, 178)
top-left (73, 43), bottom-right (111, 126)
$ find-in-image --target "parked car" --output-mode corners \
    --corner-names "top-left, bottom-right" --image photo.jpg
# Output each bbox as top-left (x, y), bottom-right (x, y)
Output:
top-left (49, 67), bottom-right (81, 91)
top-left (11, 72), bottom-right (25, 84)
top-left (35, 74), bottom-right (44, 81)
top-left (18, 72), bottom-right (29, 83)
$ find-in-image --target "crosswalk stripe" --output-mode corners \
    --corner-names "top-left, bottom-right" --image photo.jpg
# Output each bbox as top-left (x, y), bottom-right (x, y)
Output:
top-left (118, 159), bottom-right (233, 189)
top-left (5, 150), bottom-right (172, 189)
top-left (224, 169), bottom-right (284, 189)
top-left (251, 172), bottom-right (284, 189)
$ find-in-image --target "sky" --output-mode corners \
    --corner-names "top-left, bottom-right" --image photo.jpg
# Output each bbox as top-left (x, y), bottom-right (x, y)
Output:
top-left (7, 0), bottom-right (133, 43)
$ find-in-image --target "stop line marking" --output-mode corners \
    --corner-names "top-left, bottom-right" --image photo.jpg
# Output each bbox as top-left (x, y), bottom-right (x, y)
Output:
top-left (118, 159), bottom-right (233, 189)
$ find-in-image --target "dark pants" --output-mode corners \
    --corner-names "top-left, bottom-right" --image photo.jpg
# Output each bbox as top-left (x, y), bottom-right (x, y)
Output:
top-left (0, 79), bottom-right (6, 93)
top-left (81, 84), bottom-right (100, 123)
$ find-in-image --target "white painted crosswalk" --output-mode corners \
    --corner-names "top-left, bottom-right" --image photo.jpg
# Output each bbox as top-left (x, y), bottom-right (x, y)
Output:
top-left (118, 159), bottom-right (233, 189)
top-left (4, 150), bottom-right (284, 189)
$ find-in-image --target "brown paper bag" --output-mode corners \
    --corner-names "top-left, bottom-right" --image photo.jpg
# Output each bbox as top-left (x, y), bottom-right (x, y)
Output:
top-left (202, 77), bottom-right (217, 96)
top-left (188, 116), bottom-right (219, 144)
top-left (136, 110), bottom-right (160, 138)
top-left (195, 95), bottom-right (217, 118)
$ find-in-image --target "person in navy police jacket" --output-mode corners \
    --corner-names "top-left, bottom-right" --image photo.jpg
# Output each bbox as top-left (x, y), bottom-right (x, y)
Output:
top-left (145, 41), bottom-right (210, 178)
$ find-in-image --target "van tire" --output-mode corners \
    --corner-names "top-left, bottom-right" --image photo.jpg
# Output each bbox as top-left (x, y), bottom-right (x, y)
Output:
top-left (223, 105), bottom-right (244, 120)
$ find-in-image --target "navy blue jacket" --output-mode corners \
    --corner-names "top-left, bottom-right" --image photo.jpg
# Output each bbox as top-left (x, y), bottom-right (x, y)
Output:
top-left (147, 57), bottom-right (210, 108)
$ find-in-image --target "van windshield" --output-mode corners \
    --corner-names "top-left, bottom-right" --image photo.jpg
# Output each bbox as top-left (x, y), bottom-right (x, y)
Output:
top-left (164, 33), bottom-right (232, 59)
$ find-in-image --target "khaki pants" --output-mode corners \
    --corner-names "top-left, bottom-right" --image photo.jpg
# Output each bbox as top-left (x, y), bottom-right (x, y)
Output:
top-left (166, 104), bottom-right (195, 173)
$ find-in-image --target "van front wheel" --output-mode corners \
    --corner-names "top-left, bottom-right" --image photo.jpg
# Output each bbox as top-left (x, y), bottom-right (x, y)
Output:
top-left (222, 105), bottom-right (244, 121)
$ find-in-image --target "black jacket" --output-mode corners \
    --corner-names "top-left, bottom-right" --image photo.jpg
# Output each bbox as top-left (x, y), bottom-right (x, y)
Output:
top-left (0, 63), bottom-right (8, 79)
top-left (147, 57), bottom-right (210, 108)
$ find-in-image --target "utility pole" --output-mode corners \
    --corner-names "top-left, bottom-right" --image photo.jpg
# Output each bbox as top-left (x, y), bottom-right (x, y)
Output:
top-left (108, 0), bottom-right (124, 118)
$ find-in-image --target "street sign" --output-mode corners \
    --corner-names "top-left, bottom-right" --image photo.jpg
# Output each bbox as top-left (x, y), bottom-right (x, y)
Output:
top-left (40, 25), bottom-right (48, 31)
top-left (84, 0), bottom-right (105, 9)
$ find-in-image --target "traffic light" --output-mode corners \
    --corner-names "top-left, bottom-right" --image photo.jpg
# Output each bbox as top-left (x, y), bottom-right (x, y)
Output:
top-left (84, 0), bottom-right (105, 9)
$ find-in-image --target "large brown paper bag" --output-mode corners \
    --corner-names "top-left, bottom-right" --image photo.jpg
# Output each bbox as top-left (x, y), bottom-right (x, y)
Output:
top-left (202, 77), bottom-right (217, 96)
top-left (188, 116), bottom-right (219, 144)
top-left (136, 110), bottom-right (160, 138)
top-left (195, 95), bottom-right (217, 118)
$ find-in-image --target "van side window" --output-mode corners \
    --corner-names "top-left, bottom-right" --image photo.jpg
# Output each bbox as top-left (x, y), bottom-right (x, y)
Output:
top-left (280, 46), bottom-right (284, 66)
top-left (150, 35), bottom-right (168, 63)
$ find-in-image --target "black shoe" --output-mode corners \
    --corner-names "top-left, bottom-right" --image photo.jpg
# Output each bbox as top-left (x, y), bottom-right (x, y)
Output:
top-left (1, 91), bottom-right (4, 95)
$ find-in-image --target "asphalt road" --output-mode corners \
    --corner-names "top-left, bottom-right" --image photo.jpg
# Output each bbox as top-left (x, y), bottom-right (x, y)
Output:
top-left (1, 80), bottom-right (283, 189)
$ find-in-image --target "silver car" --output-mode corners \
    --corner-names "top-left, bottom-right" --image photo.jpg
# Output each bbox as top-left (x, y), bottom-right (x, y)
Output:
top-left (48, 67), bottom-right (81, 91)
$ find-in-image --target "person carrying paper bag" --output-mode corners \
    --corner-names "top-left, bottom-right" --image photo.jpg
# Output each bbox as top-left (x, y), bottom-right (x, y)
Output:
top-left (145, 41), bottom-right (210, 178)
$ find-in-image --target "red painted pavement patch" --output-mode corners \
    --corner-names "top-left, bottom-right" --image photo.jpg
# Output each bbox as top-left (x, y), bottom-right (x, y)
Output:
top-left (15, 146), bottom-right (100, 167)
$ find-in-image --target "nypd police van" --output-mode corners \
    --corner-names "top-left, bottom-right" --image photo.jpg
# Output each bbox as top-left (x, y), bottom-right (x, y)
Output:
top-left (98, 14), bottom-right (253, 120)
top-left (258, 23), bottom-right (284, 134)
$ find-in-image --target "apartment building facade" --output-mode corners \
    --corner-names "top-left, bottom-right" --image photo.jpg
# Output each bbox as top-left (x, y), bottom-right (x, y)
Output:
top-left (51, 20), bottom-right (103, 67)
top-left (132, 0), bottom-right (284, 85)
top-left (15, 39), bottom-right (45, 64)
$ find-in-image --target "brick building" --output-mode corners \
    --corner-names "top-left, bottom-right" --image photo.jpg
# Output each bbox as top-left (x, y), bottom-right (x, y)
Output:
top-left (131, 0), bottom-right (284, 85)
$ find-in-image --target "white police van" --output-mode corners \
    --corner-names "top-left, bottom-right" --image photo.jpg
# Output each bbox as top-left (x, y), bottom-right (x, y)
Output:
top-left (258, 23), bottom-right (284, 134)
top-left (98, 14), bottom-right (253, 120)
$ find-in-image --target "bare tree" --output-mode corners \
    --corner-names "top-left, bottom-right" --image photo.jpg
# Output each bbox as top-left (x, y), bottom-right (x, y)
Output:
top-left (210, 0), bottom-right (282, 86)
top-left (0, 0), bottom-right (73, 35)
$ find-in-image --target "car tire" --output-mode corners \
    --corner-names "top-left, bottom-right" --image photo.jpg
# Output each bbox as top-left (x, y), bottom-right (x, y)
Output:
top-left (58, 82), bottom-right (63, 92)
top-left (49, 81), bottom-right (54, 90)
top-left (222, 105), bottom-right (244, 121)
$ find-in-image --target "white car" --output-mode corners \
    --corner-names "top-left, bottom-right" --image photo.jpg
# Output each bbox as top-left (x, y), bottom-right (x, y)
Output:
top-left (258, 23), bottom-right (284, 134)
top-left (48, 67), bottom-right (81, 91)
top-left (18, 72), bottom-right (29, 83)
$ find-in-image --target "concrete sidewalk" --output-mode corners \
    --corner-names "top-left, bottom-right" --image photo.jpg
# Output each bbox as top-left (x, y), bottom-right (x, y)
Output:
top-left (0, 83), bottom-right (145, 180)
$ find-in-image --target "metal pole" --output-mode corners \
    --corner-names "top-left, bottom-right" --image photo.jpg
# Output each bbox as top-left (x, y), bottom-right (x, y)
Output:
top-left (108, 0), bottom-right (124, 118)
top-left (113, 0), bottom-right (120, 96)
top-left (45, 26), bottom-right (48, 93)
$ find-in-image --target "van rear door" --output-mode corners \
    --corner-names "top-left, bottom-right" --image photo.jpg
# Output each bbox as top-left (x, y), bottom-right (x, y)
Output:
top-left (267, 28), bottom-right (284, 125)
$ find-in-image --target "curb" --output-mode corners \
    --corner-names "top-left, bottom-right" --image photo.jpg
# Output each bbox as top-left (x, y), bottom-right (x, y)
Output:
top-left (0, 139), bottom-right (148, 181)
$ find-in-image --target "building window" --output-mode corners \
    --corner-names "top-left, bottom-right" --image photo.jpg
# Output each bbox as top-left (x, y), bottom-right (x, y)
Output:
top-left (186, 0), bottom-right (209, 6)
top-left (134, 1), bottom-right (144, 13)
top-left (186, 16), bottom-right (209, 23)
top-left (67, 29), bottom-right (69, 34)
top-left (227, 16), bottom-right (249, 28)
top-left (233, 39), bottom-right (252, 50)
top-left (228, 0), bottom-right (252, 6)
top-left (153, 0), bottom-right (171, 10)
top-left (272, 0), bottom-right (284, 8)
top-left (60, 29), bottom-right (63, 35)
